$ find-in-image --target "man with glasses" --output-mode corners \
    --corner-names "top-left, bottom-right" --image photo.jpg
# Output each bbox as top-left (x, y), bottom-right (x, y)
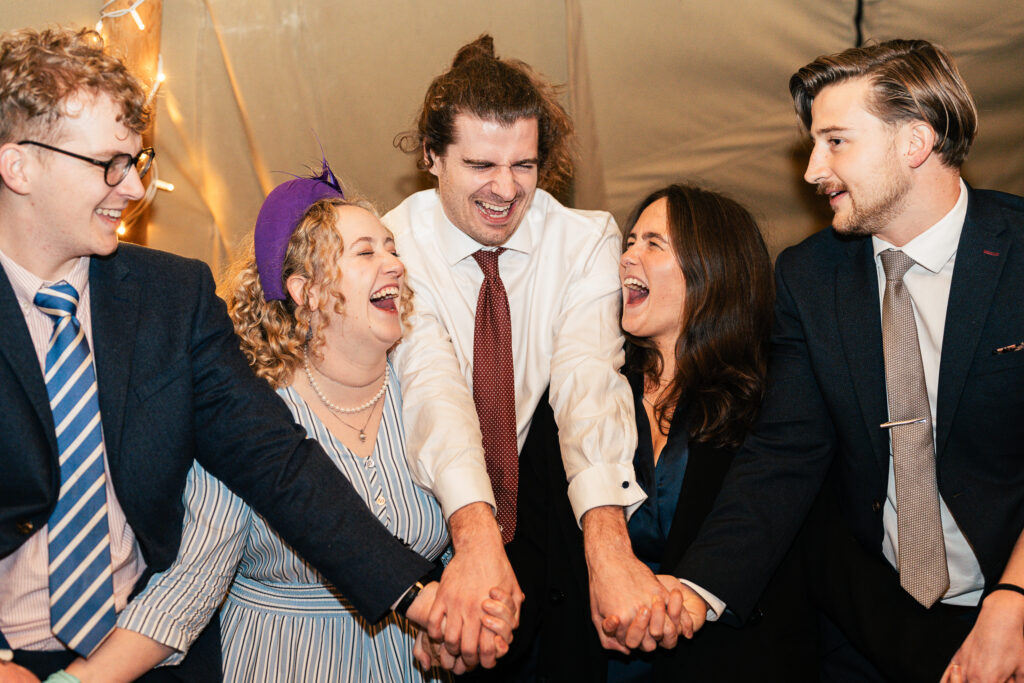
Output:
top-left (15, 141), bottom-right (154, 189)
top-left (0, 26), bottom-right (480, 682)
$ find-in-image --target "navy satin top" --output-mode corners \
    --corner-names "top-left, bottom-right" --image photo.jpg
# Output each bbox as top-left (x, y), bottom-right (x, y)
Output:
top-left (626, 372), bottom-right (689, 571)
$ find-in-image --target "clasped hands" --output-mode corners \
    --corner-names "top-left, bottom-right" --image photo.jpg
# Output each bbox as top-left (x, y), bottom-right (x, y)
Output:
top-left (593, 573), bottom-right (708, 654)
top-left (584, 506), bottom-right (708, 655)
top-left (405, 580), bottom-right (519, 674)
top-left (404, 503), bottom-right (524, 674)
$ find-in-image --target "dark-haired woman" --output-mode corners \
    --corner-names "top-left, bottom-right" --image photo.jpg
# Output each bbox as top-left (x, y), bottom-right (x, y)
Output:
top-left (608, 184), bottom-right (817, 681)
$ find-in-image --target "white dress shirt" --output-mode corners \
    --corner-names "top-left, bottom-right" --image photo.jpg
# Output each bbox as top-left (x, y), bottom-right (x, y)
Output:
top-left (384, 189), bottom-right (643, 524)
top-left (872, 178), bottom-right (985, 606)
top-left (0, 250), bottom-right (145, 651)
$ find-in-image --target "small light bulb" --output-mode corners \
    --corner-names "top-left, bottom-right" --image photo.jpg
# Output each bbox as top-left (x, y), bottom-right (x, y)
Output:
top-left (155, 180), bottom-right (175, 192)
top-left (130, 9), bottom-right (146, 31)
top-left (117, 222), bottom-right (127, 236)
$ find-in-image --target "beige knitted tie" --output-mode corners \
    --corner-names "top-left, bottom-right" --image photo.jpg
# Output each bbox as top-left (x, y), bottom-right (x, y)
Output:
top-left (880, 249), bottom-right (949, 608)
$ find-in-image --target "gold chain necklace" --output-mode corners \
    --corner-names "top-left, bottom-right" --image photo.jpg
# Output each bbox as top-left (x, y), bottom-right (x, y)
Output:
top-left (324, 403), bottom-right (377, 443)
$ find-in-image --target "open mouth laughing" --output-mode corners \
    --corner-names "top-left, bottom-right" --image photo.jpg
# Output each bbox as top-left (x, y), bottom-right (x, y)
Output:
top-left (369, 285), bottom-right (399, 312)
top-left (475, 198), bottom-right (516, 222)
top-left (623, 276), bottom-right (649, 305)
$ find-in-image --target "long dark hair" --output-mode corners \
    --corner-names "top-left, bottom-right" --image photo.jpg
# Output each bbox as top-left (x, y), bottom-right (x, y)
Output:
top-left (623, 184), bottom-right (774, 449)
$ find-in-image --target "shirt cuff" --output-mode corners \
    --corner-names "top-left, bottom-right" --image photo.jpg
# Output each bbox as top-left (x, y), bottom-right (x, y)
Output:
top-left (433, 458), bottom-right (497, 521)
top-left (116, 604), bottom-right (190, 666)
top-left (566, 462), bottom-right (646, 526)
top-left (678, 579), bottom-right (726, 622)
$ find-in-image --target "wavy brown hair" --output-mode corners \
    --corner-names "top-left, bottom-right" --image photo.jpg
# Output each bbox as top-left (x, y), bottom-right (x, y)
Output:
top-left (0, 26), bottom-right (149, 147)
top-left (395, 34), bottom-right (575, 194)
top-left (219, 197), bottom-right (413, 388)
top-left (623, 184), bottom-right (774, 450)
top-left (790, 39), bottom-right (977, 168)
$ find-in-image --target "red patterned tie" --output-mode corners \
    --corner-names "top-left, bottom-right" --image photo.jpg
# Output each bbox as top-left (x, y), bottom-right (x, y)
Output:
top-left (472, 248), bottom-right (518, 544)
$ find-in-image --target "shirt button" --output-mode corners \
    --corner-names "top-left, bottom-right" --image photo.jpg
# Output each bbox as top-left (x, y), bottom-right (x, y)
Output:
top-left (376, 495), bottom-right (386, 506)
top-left (621, 481), bottom-right (630, 489)
top-left (871, 499), bottom-right (882, 513)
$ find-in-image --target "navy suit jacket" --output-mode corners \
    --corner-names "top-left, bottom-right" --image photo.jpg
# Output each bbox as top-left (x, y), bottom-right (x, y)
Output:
top-left (0, 245), bottom-right (432, 650)
top-left (679, 186), bottom-right (1024, 621)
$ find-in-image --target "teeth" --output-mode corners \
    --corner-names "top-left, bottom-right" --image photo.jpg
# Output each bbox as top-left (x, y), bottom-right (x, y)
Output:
top-left (370, 286), bottom-right (399, 301)
top-left (478, 201), bottom-right (511, 216)
top-left (622, 277), bottom-right (648, 291)
top-left (96, 208), bottom-right (122, 218)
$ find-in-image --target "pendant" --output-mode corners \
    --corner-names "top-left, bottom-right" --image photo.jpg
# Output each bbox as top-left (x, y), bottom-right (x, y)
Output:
top-left (358, 431), bottom-right (367, 442)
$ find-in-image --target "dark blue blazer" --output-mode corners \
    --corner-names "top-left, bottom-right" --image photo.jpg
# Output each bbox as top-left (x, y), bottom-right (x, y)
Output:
top-left (679, 186), bottom-right (1024, 621)
top-left (0, 245), bottom-right (432, 660)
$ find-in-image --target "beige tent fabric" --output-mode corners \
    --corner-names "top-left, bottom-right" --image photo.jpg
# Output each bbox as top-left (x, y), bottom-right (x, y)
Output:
top-left (4, 1), bottom-right (1023, 269)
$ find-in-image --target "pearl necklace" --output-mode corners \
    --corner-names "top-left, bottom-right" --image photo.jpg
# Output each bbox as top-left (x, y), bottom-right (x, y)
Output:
top-left (304, 354), bottom-right (389, 415)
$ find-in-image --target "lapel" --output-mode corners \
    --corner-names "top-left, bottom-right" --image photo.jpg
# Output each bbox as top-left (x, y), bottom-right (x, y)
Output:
top-left (661, 437), bottom-right (731, 570)
top-left (935, 188), bottom-right (1011, 458)
top-left (0, 267), bottom-right (58, 453)
top-left (834, 236), bottom-right (890, 476)
top-left (89, 250), bottom-right (141, 469)
top-left (627, 369), bottom-right (735, 571)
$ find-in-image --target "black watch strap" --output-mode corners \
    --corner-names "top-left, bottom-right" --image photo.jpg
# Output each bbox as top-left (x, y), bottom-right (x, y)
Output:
top-left (395, 580), bottom-right (426, 618)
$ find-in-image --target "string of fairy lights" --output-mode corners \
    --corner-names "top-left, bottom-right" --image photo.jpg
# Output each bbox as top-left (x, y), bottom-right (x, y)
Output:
top-left (96, 0), bottom-right (173, 237)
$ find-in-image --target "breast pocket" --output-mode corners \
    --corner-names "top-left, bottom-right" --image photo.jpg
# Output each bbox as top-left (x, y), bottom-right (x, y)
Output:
top-left (967, 346), bottom-right (1024, 409)
top-left (132, 357), bottom-right (190, 403)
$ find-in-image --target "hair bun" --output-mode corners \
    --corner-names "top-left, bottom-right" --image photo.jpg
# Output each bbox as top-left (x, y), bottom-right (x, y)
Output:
top-left (452, 34), bottom-right (495, 68)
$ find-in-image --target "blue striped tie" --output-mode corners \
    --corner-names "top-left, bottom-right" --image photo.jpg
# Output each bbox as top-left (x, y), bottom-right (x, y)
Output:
top-left (34, 282), bottom-right (116, 656)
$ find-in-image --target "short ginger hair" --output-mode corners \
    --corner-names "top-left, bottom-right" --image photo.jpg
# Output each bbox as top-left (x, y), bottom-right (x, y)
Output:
top-left (0, 26), bottom-right (149, 146)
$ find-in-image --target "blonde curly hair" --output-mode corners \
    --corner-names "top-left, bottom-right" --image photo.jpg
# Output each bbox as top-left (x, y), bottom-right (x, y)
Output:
top-left (220, 197), bottom-right (412, 388)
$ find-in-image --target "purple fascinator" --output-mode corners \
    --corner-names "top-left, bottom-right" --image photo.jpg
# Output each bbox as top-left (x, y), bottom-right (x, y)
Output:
top-left (254, 160), bottom-right (345, 301)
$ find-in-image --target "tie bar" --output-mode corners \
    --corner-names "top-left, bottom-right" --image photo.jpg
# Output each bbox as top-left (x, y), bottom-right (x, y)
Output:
top-left (880, 417), bottom-right (928, 429)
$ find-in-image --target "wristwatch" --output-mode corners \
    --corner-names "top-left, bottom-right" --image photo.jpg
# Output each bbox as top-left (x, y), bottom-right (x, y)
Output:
top-left (395, 580), bottom-right (426, 618)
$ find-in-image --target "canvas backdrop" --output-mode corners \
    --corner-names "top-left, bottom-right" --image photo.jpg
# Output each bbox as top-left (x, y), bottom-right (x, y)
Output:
top-left (4, 1), bottom-right (1023, 273)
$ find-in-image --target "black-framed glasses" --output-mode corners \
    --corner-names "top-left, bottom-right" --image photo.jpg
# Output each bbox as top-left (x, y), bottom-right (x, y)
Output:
top-left (17, 140), bottom-right (155, 187)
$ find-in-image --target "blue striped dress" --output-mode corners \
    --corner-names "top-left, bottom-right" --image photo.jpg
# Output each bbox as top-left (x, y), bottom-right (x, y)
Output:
top-left (119, 365), bottom-right (451, 682)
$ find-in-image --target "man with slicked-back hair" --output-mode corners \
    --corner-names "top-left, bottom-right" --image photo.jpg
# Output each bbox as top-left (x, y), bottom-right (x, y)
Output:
top-left (675, 39), bottom-right (1024, 682)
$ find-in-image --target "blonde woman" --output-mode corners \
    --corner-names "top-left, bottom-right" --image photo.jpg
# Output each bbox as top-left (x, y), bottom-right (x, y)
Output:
top-left (61, 165), bottom-right (512, 682)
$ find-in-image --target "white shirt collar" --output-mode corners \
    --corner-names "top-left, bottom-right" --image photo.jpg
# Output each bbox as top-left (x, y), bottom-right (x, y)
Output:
top-left (872, 178), bottom-right (968, 274)
top-left (431, 190), bottom-right (542, 266)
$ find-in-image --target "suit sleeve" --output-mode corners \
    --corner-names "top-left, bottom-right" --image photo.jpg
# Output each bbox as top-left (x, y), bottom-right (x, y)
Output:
top-left (186, 262), bottom-right (432, 621)
top-left (675, 250), bottom-right (837, 619)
